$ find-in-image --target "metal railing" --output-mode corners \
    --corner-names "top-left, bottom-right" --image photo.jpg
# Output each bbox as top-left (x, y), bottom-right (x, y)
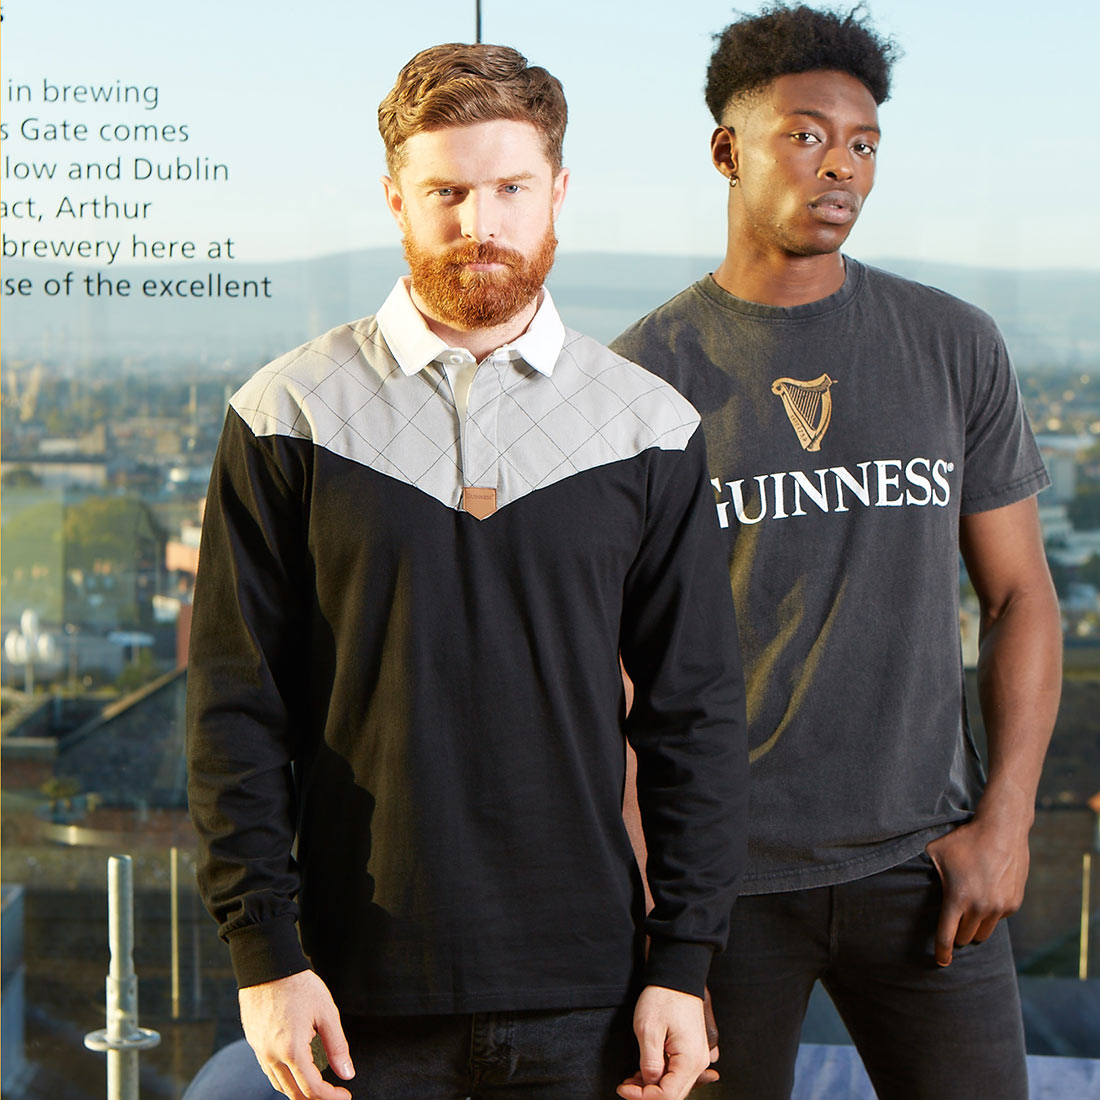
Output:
top-left (83, 855), bottom-right (160, 1100)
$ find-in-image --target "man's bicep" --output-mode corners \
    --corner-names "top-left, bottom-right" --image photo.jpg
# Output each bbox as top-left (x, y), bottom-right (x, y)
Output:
top-left (187, 426), bottom-right (307, 776)
top-left (959, 496), bottom-right (1053, 616)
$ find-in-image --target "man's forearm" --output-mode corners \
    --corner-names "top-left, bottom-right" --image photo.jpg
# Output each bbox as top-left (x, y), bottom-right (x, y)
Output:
top-left (972, 571), bottom-right (1061, 828)
top-left (929, 499), bottom-right (1062, 964)
top-left (960, 497), bottom-right (1062, 826)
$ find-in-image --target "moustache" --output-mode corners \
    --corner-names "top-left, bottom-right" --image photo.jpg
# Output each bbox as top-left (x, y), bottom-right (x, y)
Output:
top-left (441, 242), bottom-right (521, 268)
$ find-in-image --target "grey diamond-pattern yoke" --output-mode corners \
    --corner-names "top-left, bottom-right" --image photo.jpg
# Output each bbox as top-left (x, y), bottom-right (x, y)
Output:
top-left (231, 316), bottom-right (700, 515)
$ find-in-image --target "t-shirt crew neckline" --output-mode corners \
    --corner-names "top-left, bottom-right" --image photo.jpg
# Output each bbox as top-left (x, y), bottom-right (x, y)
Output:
top-left (698, 256), bottom-right (864, 322)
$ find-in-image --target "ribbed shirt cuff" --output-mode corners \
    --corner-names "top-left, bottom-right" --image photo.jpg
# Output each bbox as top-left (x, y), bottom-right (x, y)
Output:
top-left (643, 939), bottom-right (715, 999)
top-left (228, 916), bottom-right (310, 989)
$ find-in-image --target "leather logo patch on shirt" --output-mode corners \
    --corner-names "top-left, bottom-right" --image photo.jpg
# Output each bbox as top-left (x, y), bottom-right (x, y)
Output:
top-left (462, 486), bottom-right (497, 520)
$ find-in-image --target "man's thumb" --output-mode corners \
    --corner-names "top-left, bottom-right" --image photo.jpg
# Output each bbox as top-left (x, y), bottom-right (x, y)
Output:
top-left (638, 1029), bottom-right (667, 1085)
top-left (317, 1012), bottom-right (354, 1080)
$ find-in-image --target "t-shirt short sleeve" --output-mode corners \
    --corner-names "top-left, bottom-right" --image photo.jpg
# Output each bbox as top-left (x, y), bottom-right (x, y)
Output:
top-left (959, 312), bottom-right (1049, 515)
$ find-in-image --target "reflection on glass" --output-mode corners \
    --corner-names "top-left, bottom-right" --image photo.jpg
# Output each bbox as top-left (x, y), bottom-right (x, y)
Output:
top-left (3, 279), bottom-right (1098, 1098)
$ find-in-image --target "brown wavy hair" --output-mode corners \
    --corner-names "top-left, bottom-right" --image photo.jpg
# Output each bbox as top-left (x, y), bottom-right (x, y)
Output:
top-left (378, 43), bottom-right (567, 175)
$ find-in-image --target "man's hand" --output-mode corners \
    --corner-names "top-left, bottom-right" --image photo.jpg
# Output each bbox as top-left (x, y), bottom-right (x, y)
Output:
top-left (238, 970), bottom-right (355, 1100)
top-left (924, 809), bottom-right (1030, 967)
top-left (617, 985), bottom-right (717, 1100)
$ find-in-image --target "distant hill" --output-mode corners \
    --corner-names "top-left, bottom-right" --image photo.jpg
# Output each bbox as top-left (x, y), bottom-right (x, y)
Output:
top-left (4, 250), bottom-right (1098, 372)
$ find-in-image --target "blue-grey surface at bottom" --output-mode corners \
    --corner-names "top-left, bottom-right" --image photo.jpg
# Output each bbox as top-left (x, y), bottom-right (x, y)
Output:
top-left (793, 1043), bottom-right (1100, 1099)
top-left (182, 1037), bottom-right (1100, 1100)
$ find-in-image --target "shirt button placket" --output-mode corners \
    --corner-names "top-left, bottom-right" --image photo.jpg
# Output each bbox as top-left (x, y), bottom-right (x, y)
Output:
top-left (465, 355), bottom-right (503, 493)
top-left (445, 352), bottom-right (470, 488)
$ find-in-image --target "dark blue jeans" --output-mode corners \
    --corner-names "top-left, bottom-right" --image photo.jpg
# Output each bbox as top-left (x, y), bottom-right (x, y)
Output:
top-left (700, 852), bottom-right (1028, 1100)
top-left (324, 1004), bottom-right (637, 1099)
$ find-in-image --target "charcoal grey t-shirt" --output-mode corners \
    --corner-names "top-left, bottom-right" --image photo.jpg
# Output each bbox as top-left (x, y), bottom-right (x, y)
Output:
top-left (612, 259), bottom-right (1049, 894)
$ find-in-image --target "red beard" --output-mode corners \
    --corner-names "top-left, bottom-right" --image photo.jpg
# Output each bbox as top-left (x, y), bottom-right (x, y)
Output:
top-left (404, 227), bottom-right (557, 329)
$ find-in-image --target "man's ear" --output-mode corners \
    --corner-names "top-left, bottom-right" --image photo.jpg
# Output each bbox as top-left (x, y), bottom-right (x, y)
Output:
top-left (710, 126), bottom-right (738, 182)
top-left (381, 175), bottom-right (406, 231)
top-left (551, 167), bottom-right (570, 222)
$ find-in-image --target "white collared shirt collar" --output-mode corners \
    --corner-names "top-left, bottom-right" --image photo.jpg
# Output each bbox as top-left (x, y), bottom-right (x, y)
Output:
top-left (376, 276), bottom-right (565, 377)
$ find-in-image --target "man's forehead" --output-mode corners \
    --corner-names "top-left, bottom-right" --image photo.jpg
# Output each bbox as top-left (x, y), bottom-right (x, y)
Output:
top-left (397, 120), bottom-right (555, 179)
top-left (401, 119), bottom-right (547, 154)
top-left (769, 72), bottom-right (877, 115)
top-left (777, 104), bottom-right (881, 133)
top-left (728, 70), bottom-right (879, 128)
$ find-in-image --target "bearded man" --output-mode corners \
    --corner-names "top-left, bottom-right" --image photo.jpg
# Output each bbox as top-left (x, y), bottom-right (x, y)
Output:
top-left (186, 43), bottom-right (747, 1100)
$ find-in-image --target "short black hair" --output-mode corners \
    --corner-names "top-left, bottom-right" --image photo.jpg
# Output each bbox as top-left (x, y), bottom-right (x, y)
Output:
top-left (705, 4), bottom-right (899, 122)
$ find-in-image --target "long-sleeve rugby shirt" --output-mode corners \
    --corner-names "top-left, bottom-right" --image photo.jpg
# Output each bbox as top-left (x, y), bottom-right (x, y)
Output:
top-left (185, 279), bottom-right (748, 1015)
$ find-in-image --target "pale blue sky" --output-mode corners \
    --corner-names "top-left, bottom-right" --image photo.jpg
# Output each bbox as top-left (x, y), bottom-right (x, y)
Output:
top-left (2, 0), bottom-right (1097, 269)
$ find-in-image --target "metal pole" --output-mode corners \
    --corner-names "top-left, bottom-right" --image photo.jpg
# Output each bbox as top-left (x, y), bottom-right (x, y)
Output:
top-left (1081, 852), bottom-right (1092, 981)
top-left (85, 854), bottom-right (160, 1100)
top-left (475, 0), bottom-right (482, 43)
top-left (170, 847), bottom-right (181, 1019)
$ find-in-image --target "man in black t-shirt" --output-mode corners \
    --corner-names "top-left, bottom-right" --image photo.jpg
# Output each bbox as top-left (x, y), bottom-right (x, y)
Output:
top-left (613, 6), bottom-right (1061, 1098)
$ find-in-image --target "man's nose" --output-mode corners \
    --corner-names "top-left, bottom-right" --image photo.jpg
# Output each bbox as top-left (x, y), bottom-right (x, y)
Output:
top-left (460, 193), bottom-right (497, 242)
top-left (819, 145), bottom-right (854, 182)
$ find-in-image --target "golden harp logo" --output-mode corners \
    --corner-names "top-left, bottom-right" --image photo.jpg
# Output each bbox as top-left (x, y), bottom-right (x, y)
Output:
top-left (771, 374), bottom-right (836, 452)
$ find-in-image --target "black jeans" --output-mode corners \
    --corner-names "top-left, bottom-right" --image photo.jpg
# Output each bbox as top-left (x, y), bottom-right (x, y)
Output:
top-left (700, 852), bottom-right (1028, 1100)
top-left (325, 1004), bottom-right (636, 1100)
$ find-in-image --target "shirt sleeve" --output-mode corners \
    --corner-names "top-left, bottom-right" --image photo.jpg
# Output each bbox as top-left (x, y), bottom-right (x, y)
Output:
top-left (185, 408), bottom-right (312, 988)
top-left (619, 423), bottom-right (749, 997)
top-left (960, 319), bottom-right (1050, 514)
